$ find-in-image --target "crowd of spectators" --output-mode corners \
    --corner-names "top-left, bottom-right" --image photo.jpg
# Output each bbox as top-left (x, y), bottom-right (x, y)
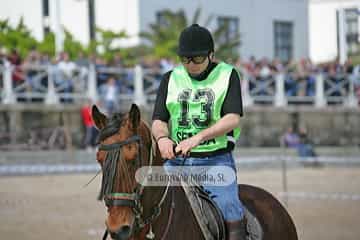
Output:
top-left (1, 47), bottom-right (360, 111)
top-left (232, 56), bottom-right (360, 104)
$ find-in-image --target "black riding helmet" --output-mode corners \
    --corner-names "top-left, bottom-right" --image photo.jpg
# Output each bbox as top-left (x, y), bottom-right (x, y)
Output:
top-left (177, 24), bottom-right (214, 57)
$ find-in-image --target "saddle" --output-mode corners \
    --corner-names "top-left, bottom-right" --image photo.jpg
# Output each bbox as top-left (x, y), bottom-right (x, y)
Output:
top-left (181, 180), bottom-right (226, 240)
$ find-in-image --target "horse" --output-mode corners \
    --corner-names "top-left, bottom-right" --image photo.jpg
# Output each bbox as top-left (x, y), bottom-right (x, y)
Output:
top-left (92, 103), bottom-right (298, 240)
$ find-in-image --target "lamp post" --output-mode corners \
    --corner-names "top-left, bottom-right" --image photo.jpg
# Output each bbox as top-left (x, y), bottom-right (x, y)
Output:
top-left (42, 0), bottom-right (50, 35)
top-left (88, 0), bottom-right (96, 41)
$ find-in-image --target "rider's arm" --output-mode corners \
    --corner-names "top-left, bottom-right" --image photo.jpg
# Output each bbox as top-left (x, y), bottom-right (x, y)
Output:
top-left (152, 71), bottom-right (175, 159)
top-left (196, 113), bottom-right (241, 142)
top-left (152, 71), bottom-right (171, 122)
top-left (175, 113), bottom-right (241, 155)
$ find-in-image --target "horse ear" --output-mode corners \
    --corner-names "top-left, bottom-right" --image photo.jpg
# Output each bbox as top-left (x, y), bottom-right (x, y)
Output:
top-left (92, 105), bottom-right (108, 130)
top-left (129, 103), bottom-right (140, 130)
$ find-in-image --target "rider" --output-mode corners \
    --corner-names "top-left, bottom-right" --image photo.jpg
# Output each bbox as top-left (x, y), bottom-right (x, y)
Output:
top-left (151, 23), bottom-right (246, 240)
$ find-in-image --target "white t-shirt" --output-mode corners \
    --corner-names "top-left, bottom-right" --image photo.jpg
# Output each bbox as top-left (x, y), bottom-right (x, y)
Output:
top-left (105, 85), bottom-right (116, 101)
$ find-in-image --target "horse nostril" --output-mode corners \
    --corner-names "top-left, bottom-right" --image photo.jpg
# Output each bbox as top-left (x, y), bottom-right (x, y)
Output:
top-left (119, 225), bottom-right (131, 235)
top-left (109, 225), bottom-right (132, 240)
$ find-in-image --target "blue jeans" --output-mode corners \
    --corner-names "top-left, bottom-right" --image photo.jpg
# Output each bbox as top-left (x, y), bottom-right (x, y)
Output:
top-left (164, 152), bottom-right (244, 221)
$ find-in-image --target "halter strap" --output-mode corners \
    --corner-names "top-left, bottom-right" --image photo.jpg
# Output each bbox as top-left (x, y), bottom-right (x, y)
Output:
top-left (98, 135), bottom-right (142, 151)
top-left (99, 133), bottom-right (170, 239)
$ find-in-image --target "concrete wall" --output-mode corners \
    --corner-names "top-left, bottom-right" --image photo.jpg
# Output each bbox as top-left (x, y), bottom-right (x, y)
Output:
top-left (1, 104), bottom-right (359, 147)
top-left (239, 107), bottom-right (360, 146)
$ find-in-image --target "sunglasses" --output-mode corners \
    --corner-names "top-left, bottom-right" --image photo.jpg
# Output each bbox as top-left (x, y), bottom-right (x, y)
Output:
top-left (179, 55), bottom-right (208, 64)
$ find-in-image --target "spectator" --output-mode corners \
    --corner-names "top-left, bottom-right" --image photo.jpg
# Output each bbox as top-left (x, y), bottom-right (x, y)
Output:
top-left (22, 49), bottom-right (42, 97)
top-left (81, 99), bottom-right (98, 151)
top-left (56, 52), bottom-right (76, 103)
top-left (95, 56), bottom-right (109, 87)
top-left (8, 49), bottom-right (25, 89)
top-left (281, 127), bottom-right (300, 148)
top-left (110, 53), bottom-right (123, 68)
top-left (159, 57), bottom-right (175, 74)
top-left (74, 52), bottom-right (89, 92)
top-left (297, 127), bottom-right (317, 158)
top-left (75, 51), bottom-right (90, 67)
top-left (99, 76), bottom-right (120, 115)
top-left (351, 64), bottom-right (360, 104)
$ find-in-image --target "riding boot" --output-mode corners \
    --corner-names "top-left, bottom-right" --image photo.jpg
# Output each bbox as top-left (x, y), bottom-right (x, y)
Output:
top-left (225, 217), bottom-right (247, 240)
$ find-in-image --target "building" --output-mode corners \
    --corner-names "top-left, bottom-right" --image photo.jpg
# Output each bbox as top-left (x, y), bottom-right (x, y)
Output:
top-left (0, 0), bottom-right (359, 63)
top-left (309, 0), bottom-right (360, 63)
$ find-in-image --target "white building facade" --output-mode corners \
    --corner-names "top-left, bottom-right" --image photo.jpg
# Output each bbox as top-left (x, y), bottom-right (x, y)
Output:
top-left (138, 0), bottom-right (309, 62)
top-left (4, 0), bottom-right (359, 63)
top-left (309, 0), bottom-right (360, 63)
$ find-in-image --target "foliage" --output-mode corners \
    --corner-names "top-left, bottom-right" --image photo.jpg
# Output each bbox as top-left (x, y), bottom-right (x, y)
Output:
top-left (63, 29), bottom-right (86, 59)
top-left (350, 54), bottom-right (360, 66)
top-left (0, 18), bottom-right (38, 58)
top-left (118, 44), bottom-right (152, 67)
top-left (140, 9), bottom-right (187, 61)
top-left (0, 18), bottom-right (143, 64)
top-left (37, 32), bottom-right (55, 56)
top-left (348, 44), bottom-right (360, 65)
top-left (0, 9), bottom-right (241, 64)
top-left (94, 27), bottom-right (128, 61)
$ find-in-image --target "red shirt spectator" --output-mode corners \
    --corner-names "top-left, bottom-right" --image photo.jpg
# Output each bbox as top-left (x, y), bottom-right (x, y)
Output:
top-left (81, 105), bottom-right (94, 127)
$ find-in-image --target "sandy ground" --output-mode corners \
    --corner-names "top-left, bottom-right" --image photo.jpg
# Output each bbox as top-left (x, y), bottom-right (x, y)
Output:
top-left (1, 167), bottom-right (360, 240)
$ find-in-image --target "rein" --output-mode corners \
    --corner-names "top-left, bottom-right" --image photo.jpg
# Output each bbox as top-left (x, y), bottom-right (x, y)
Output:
top-left (98, 133), bottom-right (171, 240)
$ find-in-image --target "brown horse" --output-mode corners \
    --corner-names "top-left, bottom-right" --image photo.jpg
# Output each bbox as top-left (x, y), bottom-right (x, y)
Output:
top-left (92, 104), bottom-right (298, 240)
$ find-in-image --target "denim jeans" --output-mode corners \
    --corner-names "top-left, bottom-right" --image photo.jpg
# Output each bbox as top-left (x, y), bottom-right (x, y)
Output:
top-left (164, 152), bottom-right (244, 221)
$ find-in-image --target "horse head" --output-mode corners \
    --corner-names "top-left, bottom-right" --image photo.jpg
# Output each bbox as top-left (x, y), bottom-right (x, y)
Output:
top-left (92, 104), bottom-right (157, 240)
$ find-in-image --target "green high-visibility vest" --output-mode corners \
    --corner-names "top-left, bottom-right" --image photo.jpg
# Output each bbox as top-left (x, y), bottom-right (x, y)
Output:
top-left (166, 62), bottom-right (241, 152)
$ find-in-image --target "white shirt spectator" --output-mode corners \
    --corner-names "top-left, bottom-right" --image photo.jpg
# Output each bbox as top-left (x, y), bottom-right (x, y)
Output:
top-left (58, 60), bottom-right (77, 79)
top-left (105, 85), bottom-right (117, 102)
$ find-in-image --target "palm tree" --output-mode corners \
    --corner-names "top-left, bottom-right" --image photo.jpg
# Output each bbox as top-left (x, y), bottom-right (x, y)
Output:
top-left (140, 7), bottom-right (241, 62)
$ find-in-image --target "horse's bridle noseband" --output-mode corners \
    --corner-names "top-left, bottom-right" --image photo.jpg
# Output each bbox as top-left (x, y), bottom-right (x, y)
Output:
top-left (98, 134), bottom-right (169, 240)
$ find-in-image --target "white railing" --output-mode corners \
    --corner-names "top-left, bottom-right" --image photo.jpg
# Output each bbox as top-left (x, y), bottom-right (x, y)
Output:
top-left (0, 63), bottom-right (358, 108)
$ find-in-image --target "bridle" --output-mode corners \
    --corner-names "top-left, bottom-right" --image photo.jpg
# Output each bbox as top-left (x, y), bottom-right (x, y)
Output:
top-left (98, 133), bottom-right (170, 240)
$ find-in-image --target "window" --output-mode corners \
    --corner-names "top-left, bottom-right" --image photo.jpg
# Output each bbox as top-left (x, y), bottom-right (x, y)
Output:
top-left (345, 8), bottom-right (359, 55)
top-left (217, 17), bottom-right (239, 44)
top-left (274, 21), bottom-right (293, 62)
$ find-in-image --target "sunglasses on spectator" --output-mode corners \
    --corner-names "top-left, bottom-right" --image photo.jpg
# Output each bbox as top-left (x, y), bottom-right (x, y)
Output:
top-left (179, 55), bottom-right (208, 64)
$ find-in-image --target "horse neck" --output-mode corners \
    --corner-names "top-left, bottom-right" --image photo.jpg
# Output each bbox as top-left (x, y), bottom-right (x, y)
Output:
top-left (138, 121), bottom-right (167, 214)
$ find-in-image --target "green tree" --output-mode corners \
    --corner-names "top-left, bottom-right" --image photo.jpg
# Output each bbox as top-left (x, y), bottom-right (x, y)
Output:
top-left (94, 27), bottom-right (128, 61)
top-left (63, 29), bottom-right (86, 59)
top-left (140, 8), bottom-right (241, 62)
top-left (0, 17), bottom-right (38, 58)
top-left (37, 32), bottom-right (55, 57)
top-left (140, 9), bottom-right (187, 61)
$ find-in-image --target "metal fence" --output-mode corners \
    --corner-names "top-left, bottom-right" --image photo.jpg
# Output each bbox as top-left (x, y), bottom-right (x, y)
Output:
top-left (0, 63), bottom-right (359, 108)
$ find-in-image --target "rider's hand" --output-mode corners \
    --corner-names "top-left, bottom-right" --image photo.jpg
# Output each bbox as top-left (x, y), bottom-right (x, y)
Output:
top-left (175, 134), bottom-right (202, 157)
top-left (157, 137), bottom-right (176, 160)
